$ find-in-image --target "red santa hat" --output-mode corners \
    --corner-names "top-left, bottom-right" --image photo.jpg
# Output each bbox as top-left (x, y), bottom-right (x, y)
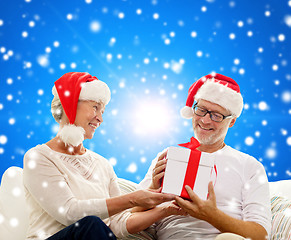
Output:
top-left (180, 73), bottom-right (243, 119)
top-left (52, 72), bottom-right (111, 146)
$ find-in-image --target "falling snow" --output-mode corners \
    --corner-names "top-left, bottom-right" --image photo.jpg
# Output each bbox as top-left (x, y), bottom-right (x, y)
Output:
top-left (0, 0), bottom-right (291, 184)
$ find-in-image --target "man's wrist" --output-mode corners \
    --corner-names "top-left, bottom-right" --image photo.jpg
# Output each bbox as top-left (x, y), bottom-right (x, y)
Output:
top-left (206, 207), bottom-right (222, 226)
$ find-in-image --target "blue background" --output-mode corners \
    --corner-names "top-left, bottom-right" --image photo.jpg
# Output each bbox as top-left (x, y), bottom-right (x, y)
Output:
top-left (0, 0), bottom-right (291, 183)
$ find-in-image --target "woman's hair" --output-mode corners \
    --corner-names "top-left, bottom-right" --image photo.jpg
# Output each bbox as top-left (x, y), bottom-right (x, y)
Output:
top-left (51, 94), bottom-right (63, 123)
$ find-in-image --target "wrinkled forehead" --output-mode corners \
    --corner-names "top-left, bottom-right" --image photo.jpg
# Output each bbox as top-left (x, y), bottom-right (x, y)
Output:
top-left (196, 99), bottom-right (230, 114)
top-left (80, 100), bottom-right (105, 109)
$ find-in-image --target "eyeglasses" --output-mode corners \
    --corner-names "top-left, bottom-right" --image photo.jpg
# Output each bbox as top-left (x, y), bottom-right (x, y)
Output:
top-left (193, 104), bottom-right (232, 122)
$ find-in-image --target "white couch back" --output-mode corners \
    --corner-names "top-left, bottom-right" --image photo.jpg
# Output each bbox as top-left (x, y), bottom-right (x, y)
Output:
top-left (0, 167), bottom-right (29, 240)
top-left (269, 180), bottom-right (291, 199)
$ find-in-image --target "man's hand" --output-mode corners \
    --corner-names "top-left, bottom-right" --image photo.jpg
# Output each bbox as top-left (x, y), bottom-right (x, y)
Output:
top-left (175, 182), bottom-right (268, 240)
top-left (175, 182), bottom-right (218, 222)
top-left (149, 151), bottom-right (167, 190)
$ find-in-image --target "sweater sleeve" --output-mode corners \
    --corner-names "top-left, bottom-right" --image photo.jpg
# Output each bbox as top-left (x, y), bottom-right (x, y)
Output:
top-left (241, 157), bottom-right (272, 236)
top-left (106, 165), bottom-right (131, 238)
top-left (23, 148), bottom-right (109, 226)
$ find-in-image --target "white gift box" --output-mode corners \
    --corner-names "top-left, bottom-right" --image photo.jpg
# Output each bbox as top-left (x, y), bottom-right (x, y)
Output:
top-left (161, 146), bottom-right (215, 200)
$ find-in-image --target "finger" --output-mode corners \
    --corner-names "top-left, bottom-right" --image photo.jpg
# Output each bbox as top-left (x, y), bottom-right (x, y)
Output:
top-left (185, 185), bottom-right (200, 204)
top-left (174, 196), bottom-right (193, 212)
top-left (149, 188), bottom-right (174, 199)
top-left (169, 203), bottom-right (188, 216)
top-left (153, 159), bottom-right (167, 177)
top-left (157, 151), bottom-right (167, 161)
top-left (207, 181), bottom-right (216, 201)
top-left (158, 192), bottom-right (175, 201)
top-left (153, 163), bottom-right (166, 176)
top-left (153, 171), bottom-right (165, 184)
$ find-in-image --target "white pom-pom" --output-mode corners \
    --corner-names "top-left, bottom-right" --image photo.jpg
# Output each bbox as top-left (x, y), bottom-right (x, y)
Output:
top-left (57, 124), bottom-right (85, 147)
top-left (180, 106), bottom-right (194, 119)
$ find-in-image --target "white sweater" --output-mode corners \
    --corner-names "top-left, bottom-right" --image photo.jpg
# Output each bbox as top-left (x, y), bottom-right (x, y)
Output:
top-left (139, 145), bottom-right (272, 240)
top-left (23, 144), bottom-right (130, 239)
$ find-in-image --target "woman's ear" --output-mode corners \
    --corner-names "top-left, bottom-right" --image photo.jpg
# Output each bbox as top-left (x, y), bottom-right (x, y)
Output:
top-left (59, 112), bottom-right (69, 126)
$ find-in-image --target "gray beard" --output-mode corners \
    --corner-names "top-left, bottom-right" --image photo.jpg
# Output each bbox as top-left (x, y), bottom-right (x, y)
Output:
top-left (194, 126), bottom-right (229, 146)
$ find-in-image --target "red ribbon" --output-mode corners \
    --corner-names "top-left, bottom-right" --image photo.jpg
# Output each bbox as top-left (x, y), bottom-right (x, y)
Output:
top-left (178, 137), bottom-right (218, 200)
top-left (178, 137), bottom-right (200, 150)
top-left (180, 149), bottom-right (201, 199)
top-left (178, 137), bottom-right (201, 199)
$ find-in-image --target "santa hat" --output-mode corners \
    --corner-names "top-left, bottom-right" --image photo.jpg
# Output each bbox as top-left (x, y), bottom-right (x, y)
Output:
top-left (52, 72), bottom-right (111, 146)
top-left (180, 73), bottom-right (243, 119)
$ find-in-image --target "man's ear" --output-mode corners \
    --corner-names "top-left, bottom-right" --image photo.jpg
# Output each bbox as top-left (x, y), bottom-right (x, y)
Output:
top-left (229, 117), bottom-right (236, 128)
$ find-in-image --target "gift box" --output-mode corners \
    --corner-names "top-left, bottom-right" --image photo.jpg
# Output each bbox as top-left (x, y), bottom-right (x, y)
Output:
top-left (161, 144), bottom-right (215, 200)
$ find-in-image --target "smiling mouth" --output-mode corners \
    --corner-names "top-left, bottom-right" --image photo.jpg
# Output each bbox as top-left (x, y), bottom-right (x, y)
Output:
top-left (199, 124), bottom-right (213, 131)
top-left (89, 123), bottom-right (99, 129)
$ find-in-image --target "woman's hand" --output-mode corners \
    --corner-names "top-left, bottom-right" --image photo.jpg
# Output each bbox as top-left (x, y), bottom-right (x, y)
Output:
top-left (149, 151), bottom-right (168, 190)
top-left (159, 201), bottom-right (188, 217)
top-left (131, 188), bottom-right (175, 210)
top-left (126, 201), bottom-right (187, 235)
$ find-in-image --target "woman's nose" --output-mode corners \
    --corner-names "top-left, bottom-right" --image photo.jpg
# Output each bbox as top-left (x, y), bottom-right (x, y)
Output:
top-left (96, 112), bottom-right (103, 123)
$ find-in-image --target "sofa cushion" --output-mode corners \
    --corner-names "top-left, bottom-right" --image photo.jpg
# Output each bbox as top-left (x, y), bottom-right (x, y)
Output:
top-left (271, 196), bottom-right (291, 240)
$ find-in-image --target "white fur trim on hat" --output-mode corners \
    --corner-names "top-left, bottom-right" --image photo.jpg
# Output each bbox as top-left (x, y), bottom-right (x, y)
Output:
top-left (195, 80), bottom-right (243, 117)
top-left (57, 124), bottom-right (85, 147)
top-left (52, 80), bottom-right (111, 105)
top-left (79, 80), bottom-right (111, 105)
top-left (180, 106), bottom-right (194, 119)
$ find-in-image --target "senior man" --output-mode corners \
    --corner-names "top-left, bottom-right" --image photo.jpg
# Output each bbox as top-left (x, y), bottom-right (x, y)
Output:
top-left (139, 73), bottom-right (271, 240)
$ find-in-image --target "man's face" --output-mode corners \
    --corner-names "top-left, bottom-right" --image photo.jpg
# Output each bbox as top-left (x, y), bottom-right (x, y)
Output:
top-left (192, 99), bottom-right (236, 146)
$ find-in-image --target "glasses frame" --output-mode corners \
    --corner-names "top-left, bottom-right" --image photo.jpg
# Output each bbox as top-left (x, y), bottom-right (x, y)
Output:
top-left (193, 103), bottom-right (233, 122)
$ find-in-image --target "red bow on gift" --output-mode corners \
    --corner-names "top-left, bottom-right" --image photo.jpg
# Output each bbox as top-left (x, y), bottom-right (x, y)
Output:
top-left (177, 136), bottom-right (217, 199)
top-left (178, 137), bottom-right (200, 150)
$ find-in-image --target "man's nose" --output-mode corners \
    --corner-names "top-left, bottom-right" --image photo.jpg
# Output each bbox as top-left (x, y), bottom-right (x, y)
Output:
top-left (201, 112), bottom-right (212, 123)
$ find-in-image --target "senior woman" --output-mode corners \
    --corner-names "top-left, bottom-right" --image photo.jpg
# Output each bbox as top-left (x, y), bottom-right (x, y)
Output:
top-left (23, 72), bottom-right (183, 240)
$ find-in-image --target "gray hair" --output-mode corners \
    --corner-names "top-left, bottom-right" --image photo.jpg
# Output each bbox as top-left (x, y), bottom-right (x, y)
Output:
top-left (51, 93), bottom-right (63, 123)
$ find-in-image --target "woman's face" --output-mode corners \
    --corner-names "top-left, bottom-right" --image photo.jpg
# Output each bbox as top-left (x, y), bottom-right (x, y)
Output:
top-left (74, 100), bottom-right (105, 140)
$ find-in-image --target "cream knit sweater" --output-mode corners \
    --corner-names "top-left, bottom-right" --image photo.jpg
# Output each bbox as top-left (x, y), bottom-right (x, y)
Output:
top-left (23, 144), bottom-right (130, 239)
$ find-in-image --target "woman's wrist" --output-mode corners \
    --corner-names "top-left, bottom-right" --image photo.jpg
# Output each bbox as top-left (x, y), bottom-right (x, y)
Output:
top-left (128, 190), bottom-right (142, 208)
top-left (155, 204), bottom-right (170, 218)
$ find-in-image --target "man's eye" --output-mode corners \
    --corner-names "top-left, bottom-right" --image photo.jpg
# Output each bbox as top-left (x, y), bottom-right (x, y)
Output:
top-left (212, 113), bottom-right (223, 120)
top-left (198, 107), bottom-right (207, 113)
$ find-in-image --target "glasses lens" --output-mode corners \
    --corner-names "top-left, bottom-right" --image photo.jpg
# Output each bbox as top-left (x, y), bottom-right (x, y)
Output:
top-left (194, 106), bottom-right (207, 117)
top-left (210, 113), bottom-right (223, 122)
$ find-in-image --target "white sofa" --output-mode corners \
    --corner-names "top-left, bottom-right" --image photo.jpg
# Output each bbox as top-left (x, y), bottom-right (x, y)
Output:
top-left (0, 166), bottom-right (290, 240)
